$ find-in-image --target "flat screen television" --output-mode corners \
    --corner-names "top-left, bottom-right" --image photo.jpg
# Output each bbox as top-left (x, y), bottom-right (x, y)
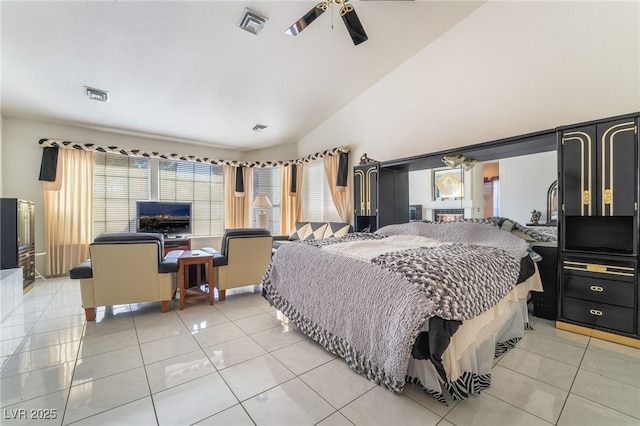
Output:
top-left (136, 201), bottom-right (192, 236)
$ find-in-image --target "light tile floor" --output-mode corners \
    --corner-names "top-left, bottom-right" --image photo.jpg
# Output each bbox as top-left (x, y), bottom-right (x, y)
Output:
top-left (1, 276), bottom-right (639, 425)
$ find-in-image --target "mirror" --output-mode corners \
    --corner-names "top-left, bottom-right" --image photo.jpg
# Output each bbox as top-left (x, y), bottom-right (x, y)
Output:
top-left (547, 180), bottom-right (558, 225)
top-left (408, 150), bottom-right (558, 227)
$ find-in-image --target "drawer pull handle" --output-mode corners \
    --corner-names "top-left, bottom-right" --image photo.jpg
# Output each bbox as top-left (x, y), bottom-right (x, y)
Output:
top-left (586, 264), bottom-right (607, 273)
top-left (589, 309), bottom-right (603, 316)
top-left (590, 286), bottom-right (604, 292)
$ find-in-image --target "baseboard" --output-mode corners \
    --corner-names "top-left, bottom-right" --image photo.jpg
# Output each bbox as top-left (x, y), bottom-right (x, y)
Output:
top-left (556, 321), bottom-right (640, 349)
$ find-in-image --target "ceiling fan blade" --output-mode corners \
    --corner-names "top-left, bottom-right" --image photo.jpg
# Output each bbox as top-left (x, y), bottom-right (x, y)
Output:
top-left (340, 4), bottom-right (368, 45)
top-left (285, 2), bottom-right (329, 36)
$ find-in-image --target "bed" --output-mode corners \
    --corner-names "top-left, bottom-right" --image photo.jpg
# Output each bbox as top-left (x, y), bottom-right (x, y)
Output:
top-left (261, 219), bottom-right (544, 403)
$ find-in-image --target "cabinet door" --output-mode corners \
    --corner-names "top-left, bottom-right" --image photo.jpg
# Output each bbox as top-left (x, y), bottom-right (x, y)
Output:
top-left (353, 167), bottom-right (365, 216)
top-left (561, 118), bottom-right (638, 217)
top-left (597, 118), bottom-right (638, 216)
top-left (354, 165), bottom-right (378, 216)
top-left (561, 125), bottom-right (596, 216)
top-left (17, 200), bottom-right (35, 249)
top-left (366, 166), bottom-right (378, 216)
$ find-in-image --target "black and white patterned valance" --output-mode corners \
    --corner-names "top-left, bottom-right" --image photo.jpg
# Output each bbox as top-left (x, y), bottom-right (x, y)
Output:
top-left (38, 138), bottom-right (350, 168)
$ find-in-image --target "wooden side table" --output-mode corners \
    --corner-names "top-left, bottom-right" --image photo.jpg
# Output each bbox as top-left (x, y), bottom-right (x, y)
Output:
top-left (178, 250), bottom-right (214, 310)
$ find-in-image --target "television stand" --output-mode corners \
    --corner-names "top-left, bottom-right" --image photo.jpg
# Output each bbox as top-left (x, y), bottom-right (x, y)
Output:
top-left (163, 236), bottom-right (191, 255)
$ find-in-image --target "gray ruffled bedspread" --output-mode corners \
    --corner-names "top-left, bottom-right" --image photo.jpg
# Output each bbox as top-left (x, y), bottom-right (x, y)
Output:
top-left (262, 223), bottom-right (528, 393)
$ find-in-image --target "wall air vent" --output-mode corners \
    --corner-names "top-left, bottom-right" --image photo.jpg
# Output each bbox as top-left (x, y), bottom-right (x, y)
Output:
top-left (85, 86), bottom-right (109, 102)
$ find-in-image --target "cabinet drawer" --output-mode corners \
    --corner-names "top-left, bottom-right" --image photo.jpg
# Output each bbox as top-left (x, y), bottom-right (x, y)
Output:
top-left (563, 297), bottom-right (634, 334)
top-left (563, 274), bottom-right (634, 308)
top-left (562, 259), bottom-right (636, 282)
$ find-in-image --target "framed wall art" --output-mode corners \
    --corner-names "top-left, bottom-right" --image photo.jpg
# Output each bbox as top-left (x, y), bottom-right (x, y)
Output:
top-left (432, 167), bottom-right (464, 200)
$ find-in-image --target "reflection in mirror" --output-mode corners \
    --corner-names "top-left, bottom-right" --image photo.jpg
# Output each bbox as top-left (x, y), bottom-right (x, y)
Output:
top-left (547, 180), bottom-right (558, 225)
top-left (409, 151), bottom-right (557, 226)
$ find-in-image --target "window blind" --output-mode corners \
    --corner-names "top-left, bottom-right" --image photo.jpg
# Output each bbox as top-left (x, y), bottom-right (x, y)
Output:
top-left (252, 167), bottom-right (281, 233)
top-left (301, 160), bottom-right (341, 222)
top-left (483, 178), bottom-right (501, 218)
top-left (158, 160), bottom-right (224, 236)
top-left (93, 153), bottom-right (149, 238)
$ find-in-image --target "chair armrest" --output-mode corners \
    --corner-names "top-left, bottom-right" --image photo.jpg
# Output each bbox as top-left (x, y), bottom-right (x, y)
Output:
top-left (164, 250), bottom-right (183, 258)
top-left (70, 260), bottom-right (93, 279)
top-left (160, 252), bottom-right (181, 273)
top-left (272, 240), bottom-right (293, 250)
top-left (273, 235), bottom-right (290, 241)
top-left (201, 247), bottom-right (228, 267)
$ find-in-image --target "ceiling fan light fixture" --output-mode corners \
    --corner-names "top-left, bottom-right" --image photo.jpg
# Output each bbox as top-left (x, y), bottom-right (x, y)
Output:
top-left (285, 0), bottom-right (367, 45)
top-left (238, 8), bottom-right (268, 35)
top-left (85, 86), bottom-right (109, 102)
top-left (340, 4), bottom-right (368, 46)
top-left (442, 155), bottom-right (477, 171)
top-left (461, 158), bottom-right (478, 171)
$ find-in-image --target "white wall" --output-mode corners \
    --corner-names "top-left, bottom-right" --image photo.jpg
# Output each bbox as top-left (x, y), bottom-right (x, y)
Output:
top-left (500, 151), bottom-right (557, 225)
top-left (408, 170), bottom-right (430, 208)
top-left (242, 141), bottom-right (298, 164)
top-left (1, 117), bottom-right (242, 273)
top-left (297, 1), bottom-right (640, 163)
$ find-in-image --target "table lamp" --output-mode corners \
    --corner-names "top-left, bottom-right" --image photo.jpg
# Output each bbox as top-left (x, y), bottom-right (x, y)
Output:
top-left (253, 194), bottom-right (272, 229)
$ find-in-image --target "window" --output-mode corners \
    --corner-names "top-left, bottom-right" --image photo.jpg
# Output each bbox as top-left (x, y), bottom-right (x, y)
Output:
top-left (252, 167), bottom-right (281, 233)
top-left (158, 160), bottom-right (224, 236)
top-left (483, 177), bottom-right (500, 218)
top-left (93, 153), bottom-right (149, 238)
top-left (300, 160), bottom-right (341, 222)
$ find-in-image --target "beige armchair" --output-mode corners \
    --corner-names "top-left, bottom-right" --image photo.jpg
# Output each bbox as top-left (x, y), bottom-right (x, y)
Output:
top-left (69, 233), bottom-right (179, 320)
top-left (202, 228), bottom-right (273, 300)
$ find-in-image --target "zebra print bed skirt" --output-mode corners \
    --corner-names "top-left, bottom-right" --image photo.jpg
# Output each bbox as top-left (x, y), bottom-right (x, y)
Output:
top-left (406, 334), bottom-right (526, 404)
top-left (404, 281), bottom-right (535, 405)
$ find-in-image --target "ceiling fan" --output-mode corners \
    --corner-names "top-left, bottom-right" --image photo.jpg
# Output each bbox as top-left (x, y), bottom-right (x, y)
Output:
top-left (285, 0), bottom-right (368, 46)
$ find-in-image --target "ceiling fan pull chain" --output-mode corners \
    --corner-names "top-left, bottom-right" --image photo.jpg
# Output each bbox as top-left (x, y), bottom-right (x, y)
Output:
top-left (331, 1), bottom-right (334, 29)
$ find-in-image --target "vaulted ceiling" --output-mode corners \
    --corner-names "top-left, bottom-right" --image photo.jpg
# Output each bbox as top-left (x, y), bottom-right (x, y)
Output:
top-left (1, 1), bottom-right (483, 151)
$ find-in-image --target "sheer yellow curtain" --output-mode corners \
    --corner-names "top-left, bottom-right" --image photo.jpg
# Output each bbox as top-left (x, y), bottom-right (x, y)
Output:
top-left (279, 164), bottom-right (303, 235)
top-left (324, 155), bottom-right (352, 223)
top-left (223, 165), bottom-right (253, 229)
top-left (43, 149), bottom-right (94, 276)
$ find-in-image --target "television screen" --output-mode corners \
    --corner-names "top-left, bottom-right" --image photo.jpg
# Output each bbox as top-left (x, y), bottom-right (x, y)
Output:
top-left (136, 201), bottom-right (192, 235)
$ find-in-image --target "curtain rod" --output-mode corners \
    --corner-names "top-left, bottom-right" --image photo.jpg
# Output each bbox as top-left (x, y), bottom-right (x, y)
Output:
top-left (38, 138), bottom-right (350, 168)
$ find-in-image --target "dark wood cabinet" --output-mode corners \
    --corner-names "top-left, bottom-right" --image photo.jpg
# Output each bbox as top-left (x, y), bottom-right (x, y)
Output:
top-left (354, 164), bottom-right (378, 216)
top-left (354, 164), bottom-right (378, 231)
top-left (530, 242), bottom-right (558, 320)
top-left (378, 167), bottom-right (409, 228)
top-left (558, 113), bottom-right (639, 341)
top-left (561, 253), bottom-right (636, 334)
top-left (560, 117), bottom-right (637, 217)
top-left (353, 164), bottom-right (409, 232)
top-left (1, 198), bottom-right (35, 289)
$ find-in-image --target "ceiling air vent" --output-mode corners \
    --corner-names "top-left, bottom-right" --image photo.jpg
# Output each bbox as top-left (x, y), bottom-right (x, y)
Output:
top-left (252, 124), bottom-right (268, 132)
top-left (238, 8), bottom-right (267, 35)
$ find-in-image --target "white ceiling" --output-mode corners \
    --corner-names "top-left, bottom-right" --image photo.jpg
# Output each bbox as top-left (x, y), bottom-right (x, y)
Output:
top-left (1, 1), bottom-right (483, 151)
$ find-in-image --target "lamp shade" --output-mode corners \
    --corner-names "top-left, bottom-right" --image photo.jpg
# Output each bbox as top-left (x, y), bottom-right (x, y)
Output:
top-left (253, 194), bottom-right (273, 209)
